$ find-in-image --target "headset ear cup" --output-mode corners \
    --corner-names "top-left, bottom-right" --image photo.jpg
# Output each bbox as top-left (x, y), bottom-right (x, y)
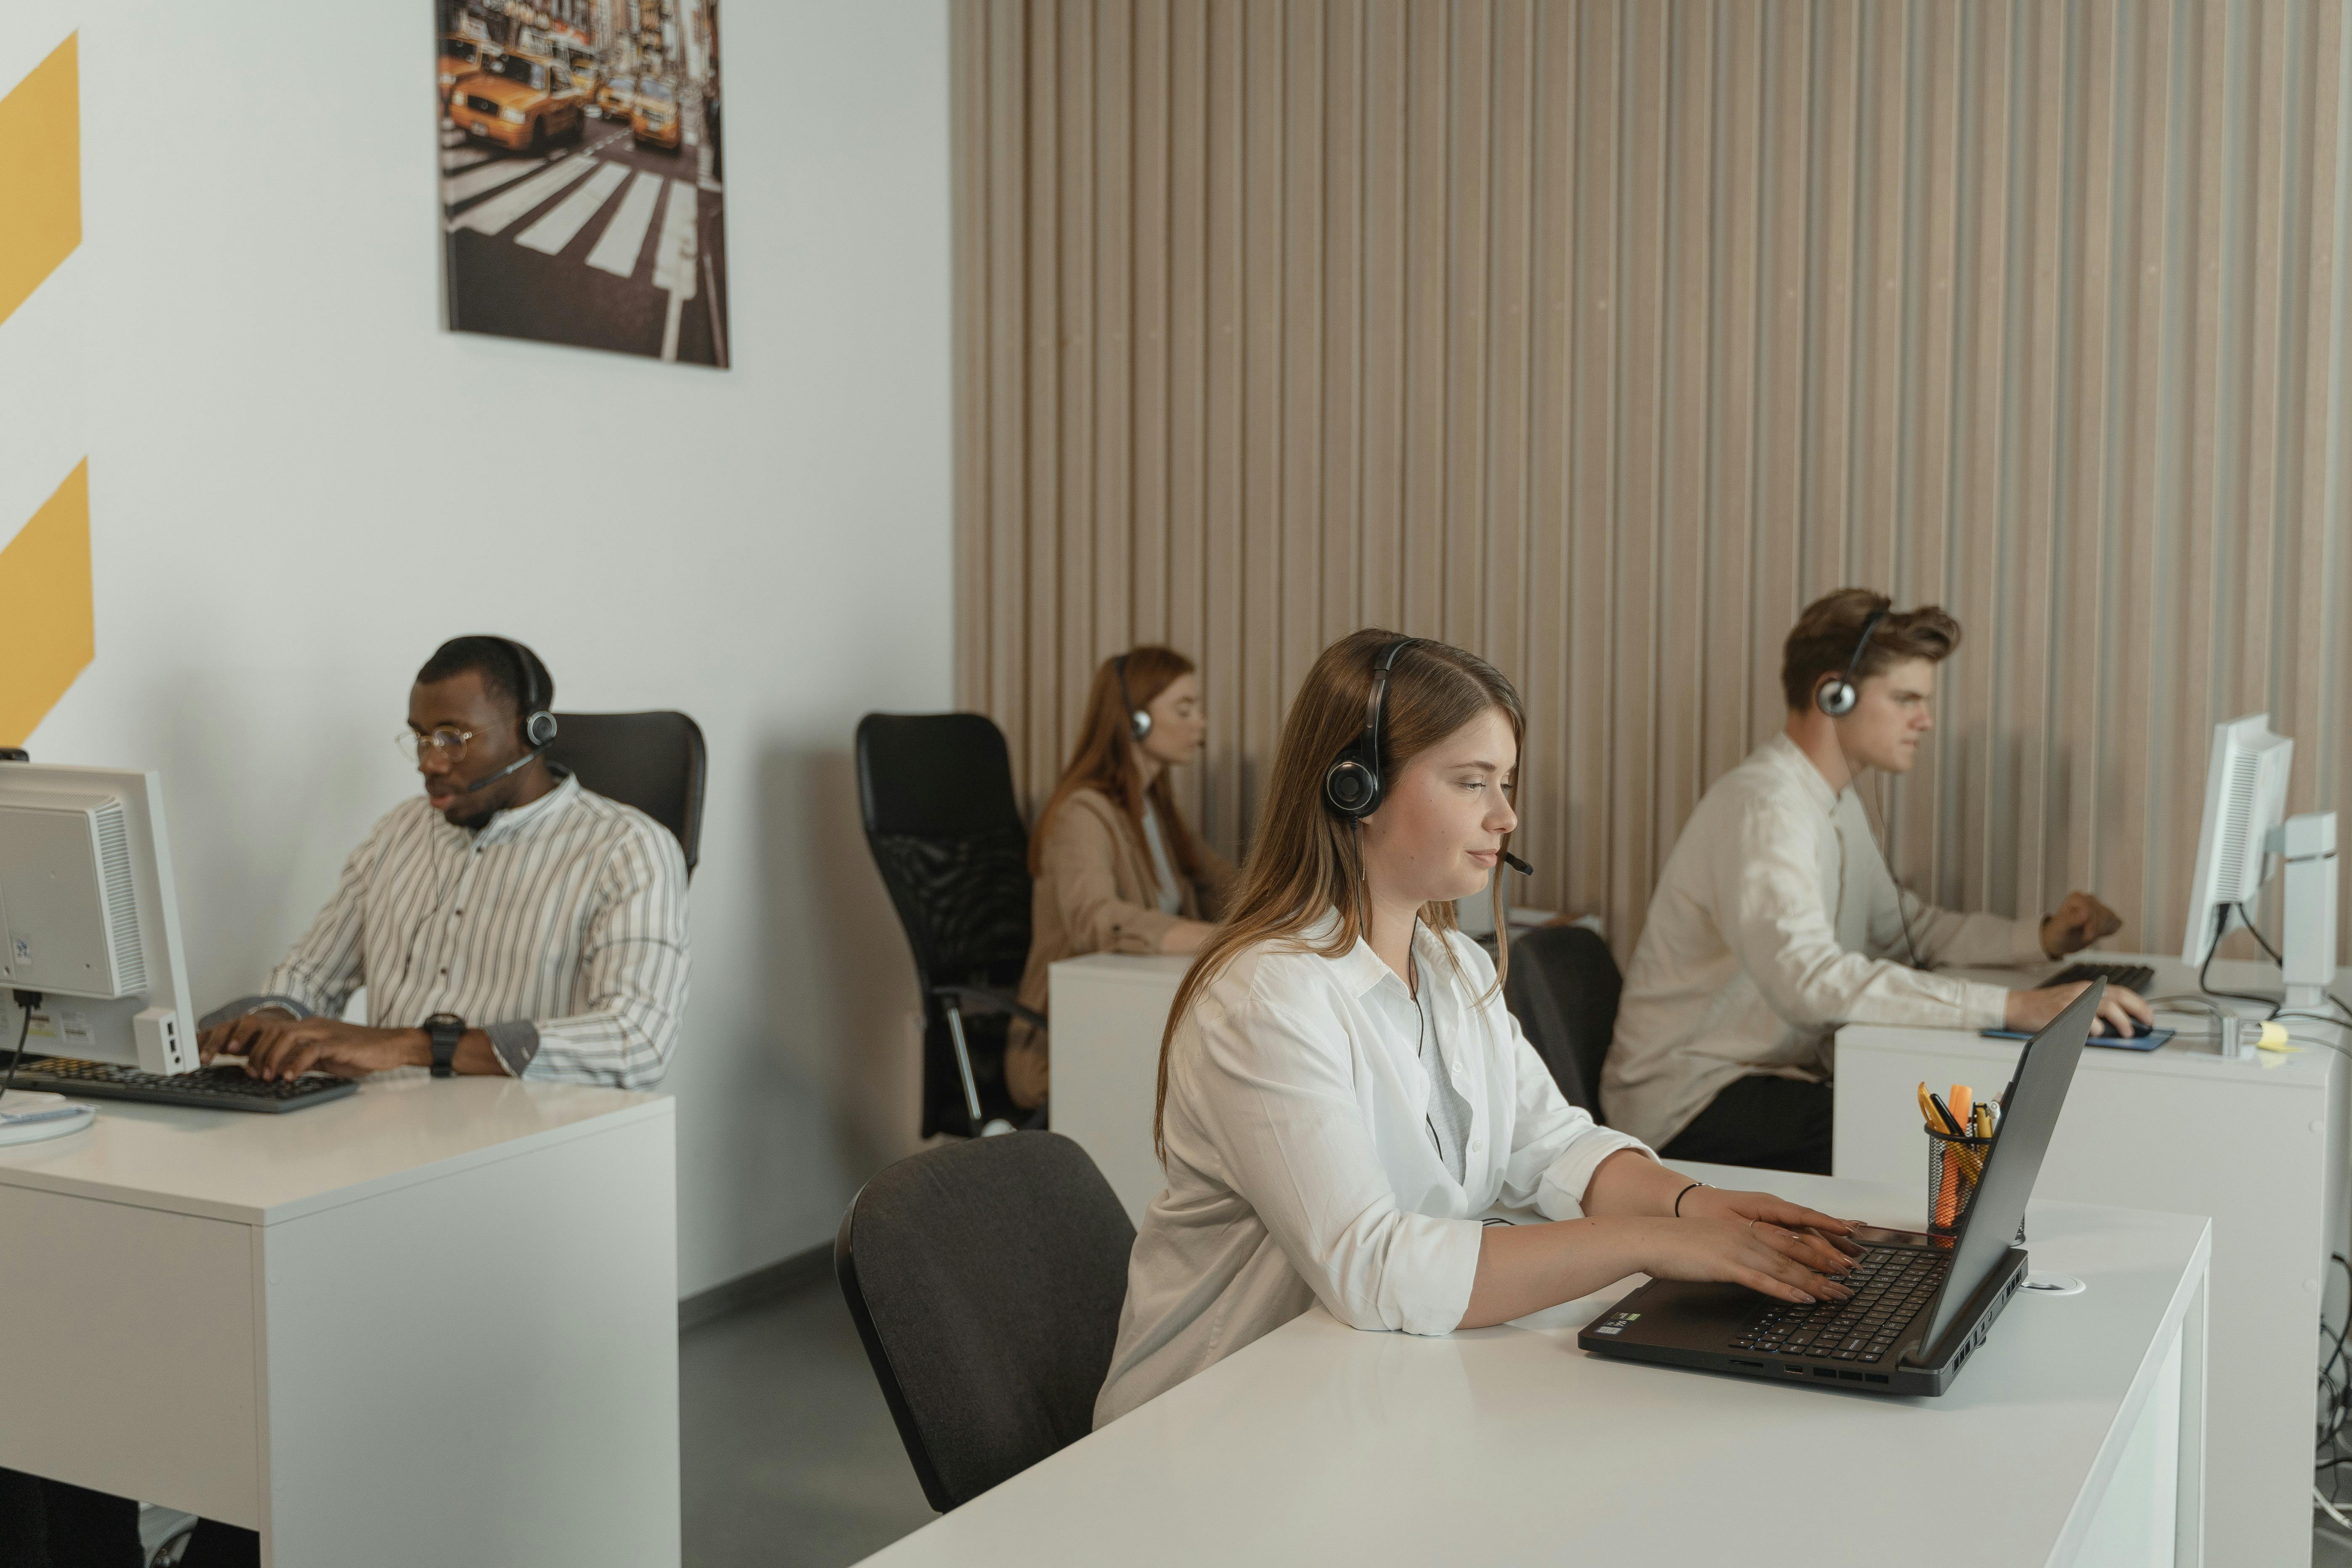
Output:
top-left (1817, 680), bottom-right (1856, 718)
top-left (1131, 709), bottom-right (1152, 743)
top-left (1324, 758), bottom-right (1377, 818)
top-left (527, 711), bottom-right (559, 748)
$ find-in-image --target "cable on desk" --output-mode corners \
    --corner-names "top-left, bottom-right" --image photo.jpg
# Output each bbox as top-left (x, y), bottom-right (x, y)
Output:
top-left (1, 990), bottom-right (40, 1106)
top-left (2199, 905), bottom-right (2283, 1015)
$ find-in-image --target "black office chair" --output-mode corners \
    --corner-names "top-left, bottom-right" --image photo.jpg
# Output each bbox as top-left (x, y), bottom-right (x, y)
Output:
top-left (1501, 924), bottom-right (1622, 1116)
top-left (856, 712), bottom-right (1039, 1139)
top-left (835, 1132), bottom-right (1135, 1511)
top-left (545, 710), bottom-right (707, 875)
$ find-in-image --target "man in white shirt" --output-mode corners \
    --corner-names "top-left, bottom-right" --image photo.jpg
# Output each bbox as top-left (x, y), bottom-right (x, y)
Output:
top-left (1600, 590), bottom-right (2150, 1173)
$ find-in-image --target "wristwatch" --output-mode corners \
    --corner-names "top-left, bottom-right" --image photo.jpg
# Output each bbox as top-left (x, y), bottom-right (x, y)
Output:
top-left (424, 1013), bottom-right (465, 1078)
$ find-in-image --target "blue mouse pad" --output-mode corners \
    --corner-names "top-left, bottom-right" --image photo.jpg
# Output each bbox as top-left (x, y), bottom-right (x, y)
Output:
top-left (1979, 1025), bottom-right (2173, 1052)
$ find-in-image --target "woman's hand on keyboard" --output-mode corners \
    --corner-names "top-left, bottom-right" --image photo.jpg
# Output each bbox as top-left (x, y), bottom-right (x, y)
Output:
top-left (1677, 1186), bottom-right (1862, 1272)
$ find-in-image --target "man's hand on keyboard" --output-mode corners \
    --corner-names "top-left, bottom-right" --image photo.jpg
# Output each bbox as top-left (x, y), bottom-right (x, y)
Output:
top-left (198, 1015), bottom-right (427, 1081)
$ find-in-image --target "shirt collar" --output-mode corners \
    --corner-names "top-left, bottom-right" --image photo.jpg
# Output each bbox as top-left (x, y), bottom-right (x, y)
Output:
top-left (1762, 731), bottom-right (1844, 814)
top-left (453, 770), bottom-right (581, 847)
top-left (1304, 907), bottom-right (1454, 1001)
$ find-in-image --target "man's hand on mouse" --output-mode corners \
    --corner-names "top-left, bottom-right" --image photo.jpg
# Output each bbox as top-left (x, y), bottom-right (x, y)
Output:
top-left (2004, 980), bottom-right (2153, 1038)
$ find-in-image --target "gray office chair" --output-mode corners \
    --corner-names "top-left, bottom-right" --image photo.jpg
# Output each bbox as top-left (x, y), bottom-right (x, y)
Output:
top-left (544, 710), bottom-right (706, 875)
top-left (835, 1132), bottom-right (1135, 1511)
top-left (1501, 924), bottom-right (1622, 1116)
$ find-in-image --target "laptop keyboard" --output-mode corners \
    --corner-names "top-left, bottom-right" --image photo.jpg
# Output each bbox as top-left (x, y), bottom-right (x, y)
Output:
top-left (1728, 1246), bottom-right (1951, 1363)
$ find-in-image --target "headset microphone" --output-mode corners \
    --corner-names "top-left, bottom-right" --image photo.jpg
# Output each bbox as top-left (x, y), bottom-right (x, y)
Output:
top-left (1501, 850), bottom-right (1533, 876)
top-left (463, 748), bottom-right (541, 794)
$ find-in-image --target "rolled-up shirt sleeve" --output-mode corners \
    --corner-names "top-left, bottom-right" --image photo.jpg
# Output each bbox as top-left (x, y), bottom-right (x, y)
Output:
top-left (1490, 1012), bottom-right (1654, 1217)
top-left (1191, 991), bottom-right (1483, 1336)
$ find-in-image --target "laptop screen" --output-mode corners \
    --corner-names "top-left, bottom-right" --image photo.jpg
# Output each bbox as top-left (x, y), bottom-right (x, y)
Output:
top-left (1913, 982), bottom-right (2100, 1353)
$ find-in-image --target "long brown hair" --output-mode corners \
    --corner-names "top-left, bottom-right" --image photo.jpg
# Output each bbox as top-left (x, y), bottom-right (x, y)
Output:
top-left (1152, 629), bottom-right (1526, 1159)
top-left (1030, 646), bottom-right (1212, 893)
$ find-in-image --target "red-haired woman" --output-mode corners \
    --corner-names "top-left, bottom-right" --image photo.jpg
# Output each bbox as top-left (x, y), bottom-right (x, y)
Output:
top-left (1007, 647), bottom-right (1235, 1110)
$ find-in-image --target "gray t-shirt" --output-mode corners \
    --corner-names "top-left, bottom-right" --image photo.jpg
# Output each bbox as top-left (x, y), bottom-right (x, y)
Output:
top-left (1412, 951), bottom-right (1475, 1183)
top-left (1142, 803), bottom-right (1184, 916)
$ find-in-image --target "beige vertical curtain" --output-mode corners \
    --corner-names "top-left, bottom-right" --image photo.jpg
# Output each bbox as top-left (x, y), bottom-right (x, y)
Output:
top-left (953, 0), bottom-right (2352, 964)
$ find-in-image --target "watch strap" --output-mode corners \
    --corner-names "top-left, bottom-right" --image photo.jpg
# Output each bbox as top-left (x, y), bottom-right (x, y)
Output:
top-left (425, 1013), bottom-right (465, 1078)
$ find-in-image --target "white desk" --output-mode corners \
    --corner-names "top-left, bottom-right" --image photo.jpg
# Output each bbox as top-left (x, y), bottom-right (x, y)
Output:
top-left (1049, 953), bottom-right (1191, 1223)
top-left (859, 1167), bottom-right (2210, 1568)
top-left (1835, 953), bottom-right (2349, 1568)
top-left (0, 1073), bottom-right (680, 1567)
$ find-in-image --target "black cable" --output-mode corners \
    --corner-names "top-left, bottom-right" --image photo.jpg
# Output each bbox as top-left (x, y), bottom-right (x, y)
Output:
top-left (2200, 904), bottom-right (2283, 1015)
top-left (1, 990), bottom-right (37, 1107)
top-left (2242, 902), bottom-right (2286, 967)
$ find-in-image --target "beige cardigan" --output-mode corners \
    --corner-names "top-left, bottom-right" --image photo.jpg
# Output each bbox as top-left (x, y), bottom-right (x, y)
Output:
top-left (1008, 788), bottom-right (1235, 1106)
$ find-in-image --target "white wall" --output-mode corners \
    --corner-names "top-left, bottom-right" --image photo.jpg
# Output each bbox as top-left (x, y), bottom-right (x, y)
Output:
top-left (18, 0), bottom-right (950, 1295)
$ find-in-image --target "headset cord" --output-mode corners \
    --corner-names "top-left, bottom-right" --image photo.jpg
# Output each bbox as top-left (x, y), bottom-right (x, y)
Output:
top-left (1828, 718), bottom-right (1926, 972)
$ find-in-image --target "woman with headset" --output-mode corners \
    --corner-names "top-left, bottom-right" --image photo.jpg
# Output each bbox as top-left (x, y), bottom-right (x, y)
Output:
top-left (1007, 646), bottom-right (1236, 1111)
top-left (1093, 630), bottom-right (1859, 1426)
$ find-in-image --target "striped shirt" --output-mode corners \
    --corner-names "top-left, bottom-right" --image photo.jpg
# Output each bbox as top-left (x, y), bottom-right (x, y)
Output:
top-left (214, 772), bottom-right (689, 1087)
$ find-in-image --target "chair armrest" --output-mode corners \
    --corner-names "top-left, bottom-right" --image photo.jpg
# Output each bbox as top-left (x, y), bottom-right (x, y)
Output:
top-left (930, 985), bottom-right (1048, 1035)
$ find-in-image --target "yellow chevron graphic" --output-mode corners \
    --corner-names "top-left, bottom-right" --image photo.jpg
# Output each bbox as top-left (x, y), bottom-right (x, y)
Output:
top-left (0, 462), bottom-right (93, 747)
top-left (1, 32), bottom-right (90, 746)
top-left (1, 32), bottom-right (81, 329)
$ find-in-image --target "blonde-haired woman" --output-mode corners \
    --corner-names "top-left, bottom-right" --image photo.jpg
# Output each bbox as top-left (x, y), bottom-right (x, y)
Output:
top-left (1095, 630), bottom-right (1859, 1426)
top-left (1007, 646), bottom-right (1235, 1111)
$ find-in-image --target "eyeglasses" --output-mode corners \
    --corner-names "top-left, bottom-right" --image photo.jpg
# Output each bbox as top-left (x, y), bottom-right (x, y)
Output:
top-left (396, 726), bottom-right (476, 765)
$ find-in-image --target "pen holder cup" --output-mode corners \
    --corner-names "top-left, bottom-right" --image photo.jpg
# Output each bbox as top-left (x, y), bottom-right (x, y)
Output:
top-left (1924, 1125), bottom-right (1994, 1237)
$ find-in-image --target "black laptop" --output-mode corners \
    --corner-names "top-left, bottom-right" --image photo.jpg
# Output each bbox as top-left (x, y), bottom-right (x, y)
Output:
top-left (1577, 982), bottom-right (2101, 1397)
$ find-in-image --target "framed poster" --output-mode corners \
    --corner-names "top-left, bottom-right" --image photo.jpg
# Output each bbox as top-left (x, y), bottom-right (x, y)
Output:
top-left (437, 0), bottom-right (728, 367)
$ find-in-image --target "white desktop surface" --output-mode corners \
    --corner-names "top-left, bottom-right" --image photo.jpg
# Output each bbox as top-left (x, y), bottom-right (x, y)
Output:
top-left (0, 1068), bottom-right (669, 1223)
top-left (860, 1168), bottom-right (2208, 1568)
top-left (0, 1074), bottom-right (680, 1566)
top-left (1836, 952), bottom-right (2346, 1568)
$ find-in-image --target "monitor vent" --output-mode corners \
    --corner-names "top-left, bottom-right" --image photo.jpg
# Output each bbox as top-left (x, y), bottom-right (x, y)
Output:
top-left (2218, 750), bottom-right (2264, 902)
top-left (91, 800), bottom-right (147, 995)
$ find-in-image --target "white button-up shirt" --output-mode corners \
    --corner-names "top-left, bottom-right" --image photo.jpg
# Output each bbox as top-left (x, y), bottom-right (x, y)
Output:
top-left (1094, 914), bottom-right (1650, 1428)
top-left (1603, 734), bottom-right (2047, 1148)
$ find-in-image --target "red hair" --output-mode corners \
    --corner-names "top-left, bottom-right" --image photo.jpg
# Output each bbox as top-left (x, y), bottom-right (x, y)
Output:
top-left (1030, 646), bottom-right (1211, 893)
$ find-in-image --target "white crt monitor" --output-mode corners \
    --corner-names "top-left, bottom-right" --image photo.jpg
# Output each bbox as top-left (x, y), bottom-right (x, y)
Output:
top-left (2180, 714), bottom-right (2296, 965)
top-left (0, 762), bottom-right (201, 1074)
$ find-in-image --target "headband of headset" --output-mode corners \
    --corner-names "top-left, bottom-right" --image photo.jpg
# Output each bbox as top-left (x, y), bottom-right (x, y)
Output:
top-left (1815, 606), bottom-right (1890, 718)
top-left (1323, 638), bottom-right (1417, 819)
top-left (500, 637), bottom-right (559, 749)
top-left (1115, 654), bottom-right (1152, 743)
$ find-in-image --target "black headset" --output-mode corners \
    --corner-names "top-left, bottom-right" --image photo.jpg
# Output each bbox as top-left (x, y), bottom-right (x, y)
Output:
top-left (1114, 654), bottom-right (1151, 743)
top-left (461, 637), bottom-right (559, 795)
top-left (1815, 606), bottom-right (1890, 718)
top-left (1324, 638), bottom-right (1417, 819)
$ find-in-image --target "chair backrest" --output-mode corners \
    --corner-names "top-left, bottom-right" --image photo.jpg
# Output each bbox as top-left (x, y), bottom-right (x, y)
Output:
top-left (544, 710), bottom-right (707, 874)
top-left (1501, 924), bottom-right (1622, 1114)
top-left (855, 712), bottom-right (1034, 991)
top-left (835, 1132), bottom-right (1137, 1511)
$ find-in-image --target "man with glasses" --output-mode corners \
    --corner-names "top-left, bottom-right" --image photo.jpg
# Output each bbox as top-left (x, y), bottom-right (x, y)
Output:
top-left (195, 634), bottom-right (690, 1088)
top-left (5, 639), bottom-right (688, 1567)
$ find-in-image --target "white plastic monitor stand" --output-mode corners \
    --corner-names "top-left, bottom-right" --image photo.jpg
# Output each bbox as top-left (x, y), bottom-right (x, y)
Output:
top-left (2275, 810), bottom-right (2339, 1013)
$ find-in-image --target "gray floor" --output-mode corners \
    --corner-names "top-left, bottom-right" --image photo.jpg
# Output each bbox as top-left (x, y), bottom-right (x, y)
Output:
top-left (682, 1280), bottom-right (935, 1568)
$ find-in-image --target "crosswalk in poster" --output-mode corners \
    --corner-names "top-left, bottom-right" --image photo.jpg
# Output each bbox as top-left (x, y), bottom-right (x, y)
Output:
top-left (437, 0), bottom-right (729, 368)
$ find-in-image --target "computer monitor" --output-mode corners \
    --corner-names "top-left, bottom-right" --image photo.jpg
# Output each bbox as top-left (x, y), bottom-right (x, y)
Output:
top-left (2180, 714), bottom-right (2296, 965)
top-left (0, 762), bottom-right (201, 1074)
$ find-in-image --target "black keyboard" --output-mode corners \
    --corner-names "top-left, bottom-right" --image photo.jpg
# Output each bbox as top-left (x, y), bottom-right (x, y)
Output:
top-left (3, 1056), bottom-right (359, 1114)
top-left (2048, 960), bottom-right (2155, 995)
top-left (1728, 1246), bottom-right (1951, 1364)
